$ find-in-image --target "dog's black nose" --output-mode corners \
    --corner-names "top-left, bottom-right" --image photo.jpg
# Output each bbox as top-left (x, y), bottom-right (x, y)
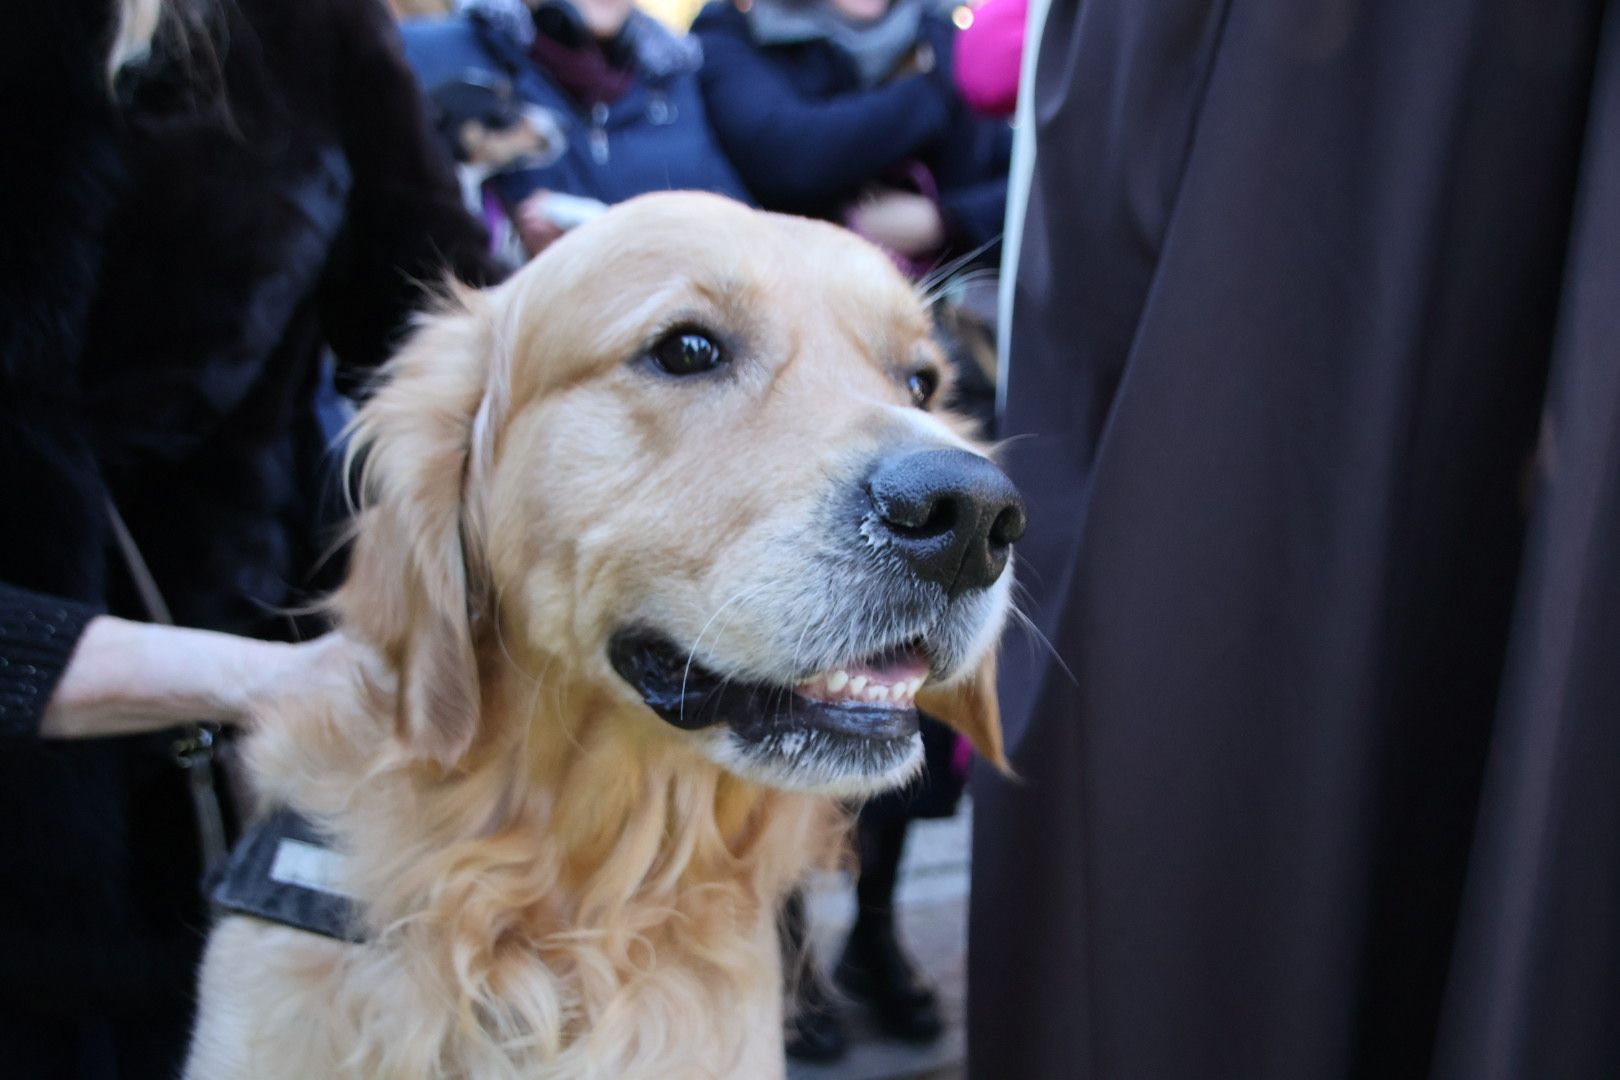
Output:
top-left (867, 448), bottom-right (1026, 596)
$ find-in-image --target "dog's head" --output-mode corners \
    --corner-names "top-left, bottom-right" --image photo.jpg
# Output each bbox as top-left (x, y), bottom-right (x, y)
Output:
top-left (343, 193), bottom-right (1023, 796)
top-left (426, 73), bottom-right (564, 172)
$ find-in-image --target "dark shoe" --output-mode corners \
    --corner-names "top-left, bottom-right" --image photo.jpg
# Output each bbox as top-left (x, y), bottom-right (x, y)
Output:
top-left (785, 964), bottom-right (848, 1062)
top-left (834, 920), bottom-right (945, 1043)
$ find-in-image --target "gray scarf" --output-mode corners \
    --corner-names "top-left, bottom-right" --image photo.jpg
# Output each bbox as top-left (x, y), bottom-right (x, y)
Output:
top-left (745, 0), bottom-right (928, 88)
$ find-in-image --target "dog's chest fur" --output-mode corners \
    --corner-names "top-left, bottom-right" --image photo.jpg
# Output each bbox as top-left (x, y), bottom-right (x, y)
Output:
top-left (186, 681), bottom-right (825, 1079)
top-left (189, 908), bottom-right (787, 1079)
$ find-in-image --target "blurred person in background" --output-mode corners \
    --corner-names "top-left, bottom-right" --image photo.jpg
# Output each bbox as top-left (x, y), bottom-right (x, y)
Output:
top-left (400, 0), bottom-right (750, 256)
top-left (423, 72), bottom-right (569, 266)
top-left (691, 0), bottom-right (1010, 276)
top-left (972, 1), bottom-right (1620, 1078)
top-left (690, 0), bottom-right (1010, 1061)
top-left (0, 0), bottom-right (494, 1073)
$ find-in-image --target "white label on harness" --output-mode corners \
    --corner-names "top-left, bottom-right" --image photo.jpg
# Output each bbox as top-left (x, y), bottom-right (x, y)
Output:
top-left (269, 838), bottom-right (354, 898)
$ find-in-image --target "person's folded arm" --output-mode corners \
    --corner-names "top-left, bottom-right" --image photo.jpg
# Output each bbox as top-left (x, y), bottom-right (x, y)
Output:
top-left (696, 27), bottom-right (954, 206)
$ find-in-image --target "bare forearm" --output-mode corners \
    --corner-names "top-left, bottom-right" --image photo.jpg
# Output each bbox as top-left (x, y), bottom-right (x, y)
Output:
top-left (39, 615), bottom-right (292, 739)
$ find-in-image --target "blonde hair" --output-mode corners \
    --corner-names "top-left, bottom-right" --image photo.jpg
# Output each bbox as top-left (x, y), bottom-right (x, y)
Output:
top-left (108, 0), bottom-right (165, 77)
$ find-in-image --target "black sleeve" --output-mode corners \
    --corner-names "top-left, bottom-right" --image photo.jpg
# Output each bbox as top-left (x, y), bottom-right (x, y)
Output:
top-left (321, 0), bottom-right (504, 390)
top-left (0, 584), bottom-right (100, 740)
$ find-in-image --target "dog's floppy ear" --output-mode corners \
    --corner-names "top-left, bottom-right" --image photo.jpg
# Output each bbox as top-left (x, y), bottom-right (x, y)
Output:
top-left (917, 651), bottom-right (1008, 773)
top-left (340, 291), bottom-right (501, 770)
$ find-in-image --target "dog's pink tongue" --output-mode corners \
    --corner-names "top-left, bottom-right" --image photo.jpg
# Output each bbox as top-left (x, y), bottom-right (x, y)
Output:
top-left (796, 651), bottom-right (930, 708)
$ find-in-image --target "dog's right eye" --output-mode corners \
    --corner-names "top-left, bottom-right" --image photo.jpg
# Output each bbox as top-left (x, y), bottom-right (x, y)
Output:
top-left (649, 329), bottom-right (726, 376)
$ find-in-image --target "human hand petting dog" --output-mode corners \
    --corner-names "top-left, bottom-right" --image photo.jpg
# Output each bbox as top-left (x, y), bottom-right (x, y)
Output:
top-left (516, 190), bottom-right (568, 257)
top-left (39, 621), bottom-right (386, 740)
top-left (515, 190), bottom-right (609, 257)
top-left (849, 189), bottom-right (947, 258)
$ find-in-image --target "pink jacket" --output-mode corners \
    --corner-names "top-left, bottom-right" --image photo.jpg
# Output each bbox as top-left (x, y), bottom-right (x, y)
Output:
top-left (953, 0), bottom-right (1026, 118)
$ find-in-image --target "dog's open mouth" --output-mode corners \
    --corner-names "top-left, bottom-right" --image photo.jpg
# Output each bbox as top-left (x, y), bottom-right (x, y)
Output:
top-left (608, 629), bottom-right (925, 745)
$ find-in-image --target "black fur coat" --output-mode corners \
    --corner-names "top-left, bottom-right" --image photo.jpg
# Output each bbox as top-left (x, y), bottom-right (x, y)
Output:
top-left (0, 1), bottom-right (494, 1073)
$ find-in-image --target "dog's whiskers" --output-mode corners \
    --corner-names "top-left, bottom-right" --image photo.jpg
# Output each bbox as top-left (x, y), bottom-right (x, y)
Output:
top-left (1007, 600), bottom-right (1076, 686)
top-left (987, 432), bottom-right (1039, 453)
top-left (922, 267), bottom-right (1001, 311)
top-left (785, 621), bottom-right (813, 727)
top-left (678, 582), bottom-right (773, 728)
top-left (914, 236), bottom-right (1002, 303)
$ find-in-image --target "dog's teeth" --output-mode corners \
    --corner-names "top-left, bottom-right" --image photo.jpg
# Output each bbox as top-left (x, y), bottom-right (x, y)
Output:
top-left (870, 684), bottom-right (891, 702)
top-left (826, 669), bottom-right (850, 693)
top-left (909, 676), bottom-right (925, 697)
top-left (848, 675), bottom-right (868, 695)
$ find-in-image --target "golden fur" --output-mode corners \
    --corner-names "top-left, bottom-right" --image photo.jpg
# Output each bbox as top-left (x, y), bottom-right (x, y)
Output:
top-left (186, 193), bottom-right (1007, 1079)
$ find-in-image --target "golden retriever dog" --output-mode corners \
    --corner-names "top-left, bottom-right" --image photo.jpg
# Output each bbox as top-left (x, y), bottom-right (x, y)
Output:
top-left (185, 192), bottom-right (1023, 1079)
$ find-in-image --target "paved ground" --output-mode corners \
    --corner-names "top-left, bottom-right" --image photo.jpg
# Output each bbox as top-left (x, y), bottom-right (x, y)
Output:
top-left (788, 804), bottom-right (972, 1080)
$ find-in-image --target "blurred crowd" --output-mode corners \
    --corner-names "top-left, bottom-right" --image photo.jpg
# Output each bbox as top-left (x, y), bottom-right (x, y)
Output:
top-left (400, 0), bottom-right (1013, 278)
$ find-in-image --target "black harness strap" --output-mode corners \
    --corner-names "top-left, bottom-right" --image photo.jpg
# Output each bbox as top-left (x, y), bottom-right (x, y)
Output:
top-left (210, 808), bottom-right (364, 943)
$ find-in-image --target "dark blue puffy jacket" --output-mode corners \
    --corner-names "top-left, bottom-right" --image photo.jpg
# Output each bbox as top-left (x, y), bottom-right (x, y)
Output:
top-left (401, 3), bottom-right (750, 209)
top-left (690, 0), bottom-right (1012, 252)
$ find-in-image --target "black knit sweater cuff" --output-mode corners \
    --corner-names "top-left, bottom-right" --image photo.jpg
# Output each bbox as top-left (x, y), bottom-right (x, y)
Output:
top-left (0, 584), bottom-right (100, 739)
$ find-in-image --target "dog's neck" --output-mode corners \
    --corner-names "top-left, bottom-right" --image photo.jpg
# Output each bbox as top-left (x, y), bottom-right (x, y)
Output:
top-left (249, 656), bottom-right (833, 1071)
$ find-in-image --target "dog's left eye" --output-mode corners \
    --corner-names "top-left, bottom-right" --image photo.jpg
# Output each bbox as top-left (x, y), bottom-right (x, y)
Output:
top-left (907, 367), bottom-right (940, 408)
top-left (649, 330), bottom-right (726, 376)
